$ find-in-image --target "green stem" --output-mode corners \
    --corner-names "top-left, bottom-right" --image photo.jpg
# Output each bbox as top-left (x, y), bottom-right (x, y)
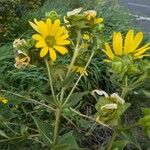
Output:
top-left (45, 59), bottom-right (56, 102)
top-left (1, 90), bottom-right (56, 111)
top-left (53, 108), bottom-right (61, 145)
top-left (63, 51), bottom-right (95, 107)
top-left (66, 31), bottom-right (81, 77)
top-left (70, 108), bottom-right (110, 128)
top-left (107, 131), bottom-right (117, 150)
top-left (121, 75), bottom-right (129, 99)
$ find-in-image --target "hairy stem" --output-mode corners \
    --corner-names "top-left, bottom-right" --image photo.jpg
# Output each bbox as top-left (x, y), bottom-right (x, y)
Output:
top-left (121, 75), bottom-right (129, 99)
top-left (45, 59), bottom-right (56, 102)
top-left (63, 51), bottom-right (95, 107)
top-left (53, 108), bottom-right (61, 145)
top-left (66, 31), bottom-right (81, 77)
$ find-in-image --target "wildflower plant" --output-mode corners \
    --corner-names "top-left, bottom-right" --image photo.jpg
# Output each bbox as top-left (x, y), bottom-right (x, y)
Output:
top-left (0, 7), bottom-right (150, 150)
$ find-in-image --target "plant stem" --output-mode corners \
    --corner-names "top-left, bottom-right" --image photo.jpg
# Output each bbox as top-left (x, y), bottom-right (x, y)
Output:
top-left (53, 108), bottom-right (61, 145)
top-left (63, 51), bottom-right (95, 107)
top-left (107, 131), bottom-right (117, 150)
top-left (0, 90), bottom-right (56, 111)
top-left (121, 75), bottom-right (129, 99)
top-left (45, 59), bottom-right (56, 102)
top-left (70, 108), bottom-right (110, 128)
top-left (66, 31), bottom-right (81, 77)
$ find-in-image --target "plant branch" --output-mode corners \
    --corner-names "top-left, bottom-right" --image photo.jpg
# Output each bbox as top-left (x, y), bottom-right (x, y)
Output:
top-left (45, 59), bottom-right (56, 102)
top-left (53, 108), bottom-right (61, 145)
top-left (1, 90), bottom-right (56, 111)
top-left (66, 31), bottom-right (81, 77)
top-left (63, 51), bottom-right (95, 107)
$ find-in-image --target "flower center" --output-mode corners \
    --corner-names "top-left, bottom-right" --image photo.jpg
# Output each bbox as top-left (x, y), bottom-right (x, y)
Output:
top-left (45, 36), bottom-right (56, 47)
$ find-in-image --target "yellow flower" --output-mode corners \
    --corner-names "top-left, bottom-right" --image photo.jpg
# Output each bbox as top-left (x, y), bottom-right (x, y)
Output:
top-left (84, 10), bottom-right (104, 25)
top-left (72, 65), bottom-right (88, 76)
top-left (83, 33), bottom-right (90, 41)
top-left (29, 18), bottom-right (70, 61)
top-left (102, 30), bottom-right (150, 62)
top-left (0, 96), bottom-right (8, 104)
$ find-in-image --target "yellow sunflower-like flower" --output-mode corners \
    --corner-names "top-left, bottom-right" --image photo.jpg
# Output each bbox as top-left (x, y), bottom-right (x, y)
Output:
top-left (72, 65), bottom-right (88, 76)
top-left (29, 18), bottom-right (70, 61)
top-left (102, 30), bottom-right (150, 62)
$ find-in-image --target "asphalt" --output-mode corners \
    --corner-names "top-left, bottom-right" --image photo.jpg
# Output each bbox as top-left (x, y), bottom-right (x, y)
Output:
top-left (119, 0), bottom-right (150, 32)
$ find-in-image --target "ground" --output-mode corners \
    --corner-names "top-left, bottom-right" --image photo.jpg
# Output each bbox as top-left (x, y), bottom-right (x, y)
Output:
top-left (120, 0), bottom-right (150, 32)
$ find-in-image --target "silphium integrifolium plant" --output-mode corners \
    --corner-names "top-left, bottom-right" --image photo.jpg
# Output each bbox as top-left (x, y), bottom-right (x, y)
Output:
top-left (9, 9), bottom-right (105, 149)
top-left (2, 7), bottom-right (148, 150)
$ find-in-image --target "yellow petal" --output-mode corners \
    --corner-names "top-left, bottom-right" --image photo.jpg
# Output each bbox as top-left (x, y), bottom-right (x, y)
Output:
top-left (46, 18), bottom-right (52, 34)
top-left (55, 26), bottom-right (68, 38)
top-left (0, 97), bottom-right (8, 104)
top-left (134, 54), bottom-right (150, 59)
top-left (132, 31), bottom-right (143, 51)
top-left (94, 18), bottom-right (104, 24)
top-left (49, 48), bottom-right (56, 61)
top-left (35, 41), bottom-right (47, 48)
top-left (50, 19), bottom-right (60, 36)
top-left (124, 29), bottom-right (134, 54)
top-left (29, 21), bottom-right (39, 32)
top-left (40, 47), bottom-right (49, 57)
top-left (104, 42), bottom-right (114, 60)
top-left (38, 21), bottom-right (48, 37)
top-left (113, 32), bottom-right (123, 55)
top-left (56, 40), bottom-right (70, 45)
top-left (32, 34), bottom-right (44, 41)
top-left (34, 18), bottom-right (39, 25)
top-left (53, 46), bottom-right (68, 55)
top-left (59, 34), bottom-right (69, 40)
top-left (134, 46), bottom-right (150, 57)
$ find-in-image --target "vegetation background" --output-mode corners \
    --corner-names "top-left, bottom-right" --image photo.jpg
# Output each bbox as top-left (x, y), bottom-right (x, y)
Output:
top-left (0, 0), bottom-right (149, 149)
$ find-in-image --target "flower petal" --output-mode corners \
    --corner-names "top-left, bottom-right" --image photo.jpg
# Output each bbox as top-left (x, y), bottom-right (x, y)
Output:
top-left (32, 34), bottom-right (44, 41)
top-left (29, 21), bottom-right (39, 32)
top-left (124, 29), bottom-right (134, 54)
top-left (38, 21), bottom-right (48, 37)
top-left (50, 19), bottom-right (60, 36)
top-left (49, 48), bottom-right (56, 61)
top-left (46, 18), bottom-right (52, 34)
top-left (40, 47), bottom-right (49, 58)
top-left (53, 46), bottom-right (68, 55)
top-left (56, 40), bottom-right (70, 45)
top-left (35, 41), bottom-right (47, 48)
top-left (113, 32), bottom-right (123, 55)
top-left (104, 42), bottom-right (114, 60)
top-left (55, 26), bottom-right (68, 38)
top-left (132, 31), bottom-right (143, 51)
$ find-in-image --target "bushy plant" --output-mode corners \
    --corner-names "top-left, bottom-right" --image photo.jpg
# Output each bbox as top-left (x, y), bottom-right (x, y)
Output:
top-left (0, 0), bottom-right (150, 150)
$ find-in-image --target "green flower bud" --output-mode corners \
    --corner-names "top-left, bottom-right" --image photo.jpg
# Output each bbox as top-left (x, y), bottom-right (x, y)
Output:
top-left (45, 11), bottom-right (59, 22)
top-left (112, 61), bottom-right (123, 73)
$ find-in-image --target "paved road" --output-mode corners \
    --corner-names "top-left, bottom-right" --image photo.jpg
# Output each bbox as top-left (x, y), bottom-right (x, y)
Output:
top-left (119, 0), bottom-right (150, 32)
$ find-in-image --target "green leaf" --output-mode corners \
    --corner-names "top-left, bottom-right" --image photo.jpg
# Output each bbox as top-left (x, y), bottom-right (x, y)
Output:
top-left (0, 130), bottom-right (9, 138)
top-left (32, 116), bottom-right (52, 146)
top-left (120, 130), bottom-right (142, 150)
top-left (57, 131), bottom-right (79, 150)
top-left (66, 91), bottom-right (89, 107)
top-left (112, 140), bottom-right (129, 150)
